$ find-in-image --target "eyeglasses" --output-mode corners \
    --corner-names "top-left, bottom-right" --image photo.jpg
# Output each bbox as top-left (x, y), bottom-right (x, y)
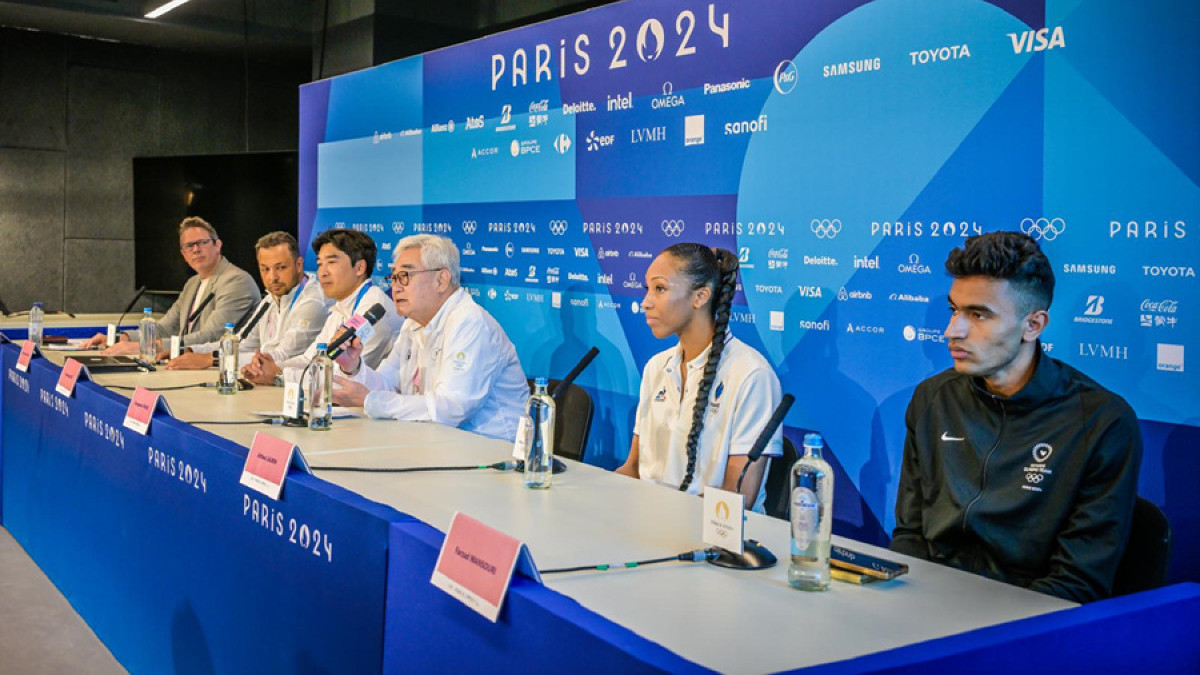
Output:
top-left (180, 238), bottom-right (215, 253)
top-left (385, 268), bottom-right (444, 287)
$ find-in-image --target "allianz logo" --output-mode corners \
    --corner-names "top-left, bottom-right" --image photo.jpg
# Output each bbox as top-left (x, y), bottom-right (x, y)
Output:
top-left (481, 267), bottom-right (497, 275)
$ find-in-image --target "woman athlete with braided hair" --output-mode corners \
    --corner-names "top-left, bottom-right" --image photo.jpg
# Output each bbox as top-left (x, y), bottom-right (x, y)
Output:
top-left (617, 244), bottom-right (784, 510)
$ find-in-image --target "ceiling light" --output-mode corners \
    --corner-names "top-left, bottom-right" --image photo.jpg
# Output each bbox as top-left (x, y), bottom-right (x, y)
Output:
top-left (145, 0), bottom-right (193, 19)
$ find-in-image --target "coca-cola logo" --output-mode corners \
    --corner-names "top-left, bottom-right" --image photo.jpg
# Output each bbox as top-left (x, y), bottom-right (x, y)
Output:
top-left (1140, 299), bottom-right (1178, 313)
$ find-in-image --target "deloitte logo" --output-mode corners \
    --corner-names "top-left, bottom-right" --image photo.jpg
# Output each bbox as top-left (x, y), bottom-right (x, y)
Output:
top-left (774, 60), bottom-right (798, 94)
top-left (1020, 217), bottom-right (1066, 242)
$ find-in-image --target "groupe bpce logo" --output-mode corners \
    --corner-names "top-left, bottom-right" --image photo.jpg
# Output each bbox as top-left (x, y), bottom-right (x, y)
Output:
top-left (810, 218), bottom-right (842, 239)
top-left (1020, 217), bottom-right (1066, 241)
top-left (661, 219), bottom-right (686, 237)
top-left (461, 220), bottom-right (478, 235)
top-left (548, 219), bottom-right (568, 236)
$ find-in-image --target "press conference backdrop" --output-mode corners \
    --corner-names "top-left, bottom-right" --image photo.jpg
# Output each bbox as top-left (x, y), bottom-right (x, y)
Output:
top-left (299, 0), bottom-right (1199, 576)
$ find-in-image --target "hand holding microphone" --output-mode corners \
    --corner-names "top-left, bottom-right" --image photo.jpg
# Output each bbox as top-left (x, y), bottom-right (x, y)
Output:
top-left (326, 302), bottom-right (385, 366)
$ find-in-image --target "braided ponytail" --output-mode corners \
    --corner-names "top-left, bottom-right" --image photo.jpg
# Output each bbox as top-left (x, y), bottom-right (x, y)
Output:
top-left (668, 245), bottom-right (739, 492)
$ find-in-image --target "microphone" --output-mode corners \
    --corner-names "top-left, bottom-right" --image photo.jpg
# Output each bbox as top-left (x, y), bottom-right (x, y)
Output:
top-left (551, 346), bottom-right (599, 401)
top-left (182, 292), bottom-right (215, 337)
top-left (710, 393), bottom-right (795, 573)
top-left (327, 303), bottom-right (386, 359)
top-left (112, 285), bottom-right (148, 338)
top-left (234, 299), bottom-right (271, 340)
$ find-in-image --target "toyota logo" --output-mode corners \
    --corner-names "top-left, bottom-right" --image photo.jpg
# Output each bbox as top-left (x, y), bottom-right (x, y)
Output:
top-left (1020, 217), bottom-right (1066, 241)
top-left (810, 218), bottom-right (842, 239)
top-left (462, 220), bottom-right (477, 235)
top-left (661, 219), bottom-right (685, 237)
top-left (548, 220), bottom-right (568, 236)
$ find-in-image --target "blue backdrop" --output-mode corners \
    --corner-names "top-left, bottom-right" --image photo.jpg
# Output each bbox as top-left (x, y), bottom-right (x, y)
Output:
top-left (298, 0), bottom-right (1199, 580)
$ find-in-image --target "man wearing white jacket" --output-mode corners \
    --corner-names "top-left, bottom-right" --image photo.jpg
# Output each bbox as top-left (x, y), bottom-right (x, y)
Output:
top-left (331, 234), bottom-right (528, 442)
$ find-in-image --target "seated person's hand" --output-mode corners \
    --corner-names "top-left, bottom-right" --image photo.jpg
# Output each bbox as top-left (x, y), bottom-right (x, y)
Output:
top-left (331, 335), bottom-right (363, 374)
top-left (167, 350), bottom-right (212, 370)
top-left (81, 332), bottom-right (110, 349)
top-left (102, 340), bottom-right (141, 356)
top-left (332, 375), bottom-right (369, 408)
top-left (241, 351), bottom-right (281, 386)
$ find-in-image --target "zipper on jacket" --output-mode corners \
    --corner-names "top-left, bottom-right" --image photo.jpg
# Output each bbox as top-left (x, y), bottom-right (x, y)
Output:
top-left (961, 398), bottom-right (1006, 534)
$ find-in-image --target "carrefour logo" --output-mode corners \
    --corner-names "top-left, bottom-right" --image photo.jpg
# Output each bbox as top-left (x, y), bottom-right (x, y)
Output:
top-left (1020, 217), bottom-right (1065, 241)
top-left (774, 59), bottom-right (798, 94)
top-left (810, 219), bottom-right (842, 239)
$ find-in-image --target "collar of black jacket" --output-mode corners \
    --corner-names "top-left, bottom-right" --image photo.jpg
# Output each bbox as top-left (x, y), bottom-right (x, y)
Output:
top-left (968, 341), bottom-right (1061, 412)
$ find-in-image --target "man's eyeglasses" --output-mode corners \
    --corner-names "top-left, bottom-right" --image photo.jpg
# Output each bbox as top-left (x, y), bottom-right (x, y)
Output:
top-left (385, 268), bottom-right (445, 287)
top-left (180, 238), bottom-right (215, 253)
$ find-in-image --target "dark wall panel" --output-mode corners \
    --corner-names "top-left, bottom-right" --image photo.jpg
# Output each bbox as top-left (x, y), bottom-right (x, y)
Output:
top-left (64, 239), bottom-right (135, 314)
top-left (158, 52), bottom-right (244, 155)
top-left (0, 148), bottom-right (65, 312)
top-left (0, 29), bottom-right (67, 150)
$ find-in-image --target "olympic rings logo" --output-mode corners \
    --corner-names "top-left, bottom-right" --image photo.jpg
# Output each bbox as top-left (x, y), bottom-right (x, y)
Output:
top-left (548, 220), bottom-right (568, 236)
top-left (1025, 473), bottom-right (1045, 484)
top-left (461, 220), bottom-right (478, 235)
top-left (810, 218), bottom-right (842, 239)
top-left (1020, 217), bottom-right (1065, 241)
top-left (661, 219), bottom-right (686, 237)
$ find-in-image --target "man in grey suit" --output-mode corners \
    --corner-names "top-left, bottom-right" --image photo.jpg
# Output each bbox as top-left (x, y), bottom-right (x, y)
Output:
top-left (84, 217), bottom-right (260, 353)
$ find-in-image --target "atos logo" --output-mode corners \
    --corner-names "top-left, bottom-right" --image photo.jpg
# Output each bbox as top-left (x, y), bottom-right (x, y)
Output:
top-left (548, 219), bottom-right (568, 236)
top-left (392, 221), bottom-right (405, 235)
top-left (1020, 217), bottom-right (1065, 241)
top-left (1008, 26), bottom-right (1065, 53)
top-left (661, 219), bottom-right (686, 237)
top-left (810, 218), bottom-right (842, 239)
top-left (465, 115), bottom-right (484, 130)
top-left (461, 220), bottom-right (478, 235)
top-left (774, 59), bottom-right (798, 94)
top-left (586, 130), bottom-right (615, 151)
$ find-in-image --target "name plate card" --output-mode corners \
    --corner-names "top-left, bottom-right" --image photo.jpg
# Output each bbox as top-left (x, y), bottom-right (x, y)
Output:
top-left (431, 512), bottom-right (540, 622)
top-left (16, 340), bottom-right (37, 372)
top-left (703, 486), bottom-right (746, 555)
top-left (240, 431), bottom-right (298, 500)
top-left (123, 387), bottom-right (162, 435)
top-left (56, 358), bottom-right (86, 397)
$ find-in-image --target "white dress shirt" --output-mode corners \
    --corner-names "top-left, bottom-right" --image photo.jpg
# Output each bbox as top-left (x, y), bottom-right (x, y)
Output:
top-left (633, 335), bottom-right (783, 511)
top-left (281, 280), bottom-right (401, 372)
top-left (190, 274), bottom-right (329, 366)
top-left (344, 288), bottom-right (529, 442)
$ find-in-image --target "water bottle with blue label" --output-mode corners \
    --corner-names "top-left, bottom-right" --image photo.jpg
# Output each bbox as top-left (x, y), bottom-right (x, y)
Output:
top-left (523, 377), bottom-right (555, 489)
top-left (789, 432), bottom-right (833, 590)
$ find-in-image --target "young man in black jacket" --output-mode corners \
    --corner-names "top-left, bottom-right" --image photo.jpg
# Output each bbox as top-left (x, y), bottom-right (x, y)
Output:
top-left (890, 231), bottom-right (1142, 603)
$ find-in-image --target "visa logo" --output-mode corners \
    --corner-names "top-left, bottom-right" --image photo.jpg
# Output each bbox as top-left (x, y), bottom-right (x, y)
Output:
top-left (1008, 26), bottom-right (1065, 53)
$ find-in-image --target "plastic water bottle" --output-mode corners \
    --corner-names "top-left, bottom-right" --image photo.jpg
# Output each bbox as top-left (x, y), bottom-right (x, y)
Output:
top-left (308, 343), bottom-right (332, 430)
top-left (217, 323), bottom-right (239, 395)
top-left (138, 308), bottom-right (157, 363)
top-left (27, 302), bottom-right (44, 346)
top-left (789, 432), bottom-right (833, 590)
top-left (523, 377), bottom-right (555, 489)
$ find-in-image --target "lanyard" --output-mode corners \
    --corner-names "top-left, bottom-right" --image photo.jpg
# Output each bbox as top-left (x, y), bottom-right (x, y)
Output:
top-left (286, 275), bottom-right (309, 314)
top-left (349, 282), bottom-right (371, 315)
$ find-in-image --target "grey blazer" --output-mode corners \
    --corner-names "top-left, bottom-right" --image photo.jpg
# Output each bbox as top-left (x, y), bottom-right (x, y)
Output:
top-left (155, 257), bottom-right (261, 347)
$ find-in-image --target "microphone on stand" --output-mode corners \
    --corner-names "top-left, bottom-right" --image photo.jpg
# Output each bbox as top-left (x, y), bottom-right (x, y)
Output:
top-left (112, 285), bottom-right (148, 341)
top-left (708, 393), bottom-right (795, 571)
top-left (551, 346), bottom-right (599, 401)
top-left (234, 298), bottom-right (271, 340)
top-left (327, 303), bottom-right (386, 359)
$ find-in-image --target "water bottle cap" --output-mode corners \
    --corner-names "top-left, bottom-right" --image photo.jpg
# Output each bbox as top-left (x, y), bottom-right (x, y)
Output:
top-left (316, 343), bottom-right (327, 351)
top-left (803, 432), bottom-right (824, 447)
top-left (143, 307), bottom-right (153, 313)
top-left (33, 302), bottom-right (43, 308)
top-left (535, 376), bottom-right (548, 387)
top-left (225, 323), bottom-right (235, 330)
